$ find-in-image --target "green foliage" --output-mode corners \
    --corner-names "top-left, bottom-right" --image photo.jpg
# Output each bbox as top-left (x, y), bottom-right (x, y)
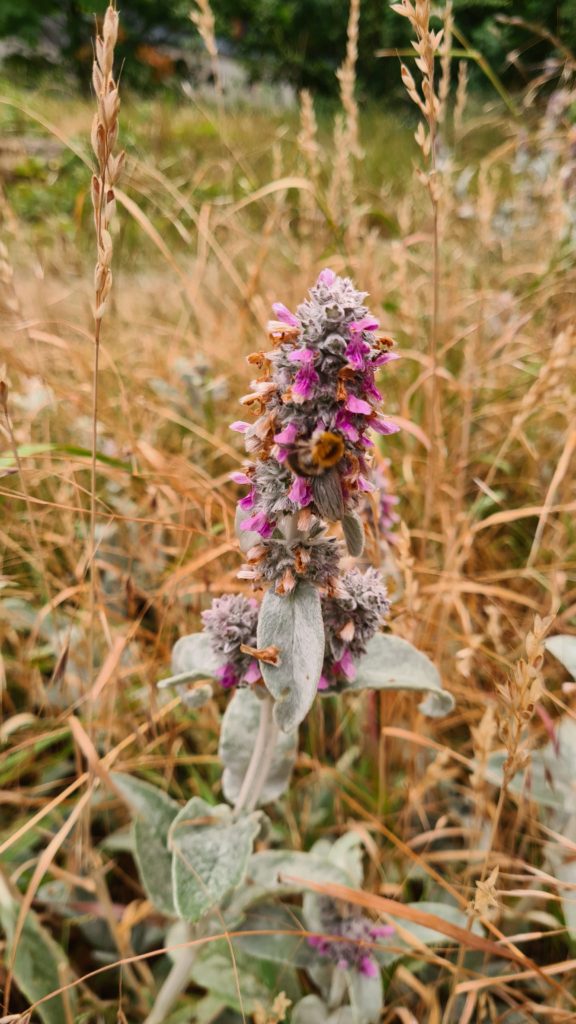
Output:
top-left (342, 633), bottom-right (455, 717)
top-left (0, 874), bottom-right (76, 1024)
top-left (171, 798), bottom-right (262, 922)
top-left (257, 582), bottom-right (325, 731)
top-left (219, 687), bottom-right (298, 805)
top-left (1, 0), bottom-right (575, 96)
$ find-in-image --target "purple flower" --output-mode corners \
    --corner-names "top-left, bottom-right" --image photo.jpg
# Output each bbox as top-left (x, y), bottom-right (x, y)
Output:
top-left (345, 334), bottom-right (371, 370)
top-left (345, 394), bottom-right (372, 415)
top-left (333, 648), bottom-right (356, 680)
top-left (243, 659), bottom-right (261, 684)
top-left (373, 350), bottom-right (400, 367)
top-left (240, 511), bottom-right (274, 537)
top-left (274, 422), bottom-right (299, 444)
top-left (288, 348), bottom-right (315, 364)
top-left (371, 417), bottom-right (400, 435)
top-left (317, 268), bottom-right (336, 286)
top-left (359, 956), bottom-right (379, 978)
top-left (230, 471), bottom-right (251, 484)
top-left (293, 363), bottom-right (320, 401)
top-left (334, 409), bottom-right (360, 442)
top-left (230, 421), bottom-right (250, 433)
top-left (349, 316), bottom-right (379, 333)
top-left (216, 664), bottom-right (239, 689)
top-left (238, 489), bottom-right (255, 510)
top-left (288, 475), bottom-right (313, 507)
top-left (272, 302), bottom-right (299, 327)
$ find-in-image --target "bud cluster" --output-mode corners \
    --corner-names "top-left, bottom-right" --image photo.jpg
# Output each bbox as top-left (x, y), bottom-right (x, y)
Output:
top-left (308, 896), bottom-right (394, 978)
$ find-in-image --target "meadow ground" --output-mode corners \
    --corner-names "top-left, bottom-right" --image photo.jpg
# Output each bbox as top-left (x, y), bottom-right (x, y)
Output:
top-left (1, 48), bottom-right (576, 1024)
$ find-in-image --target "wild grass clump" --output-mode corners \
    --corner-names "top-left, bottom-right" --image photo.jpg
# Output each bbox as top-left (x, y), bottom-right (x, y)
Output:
top-left (1, 0), bottom-right (576, 1021)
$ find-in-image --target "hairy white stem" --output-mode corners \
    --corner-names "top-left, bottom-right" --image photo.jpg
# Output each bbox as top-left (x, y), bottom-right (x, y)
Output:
top-left (144, 925), bottom-right (197, 1024)
top-left (233, 691), bottom-right (279, 814)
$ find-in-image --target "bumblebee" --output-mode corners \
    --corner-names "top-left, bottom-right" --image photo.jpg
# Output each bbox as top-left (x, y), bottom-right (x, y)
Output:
top-left (286, 430), bottom-right (345, 520)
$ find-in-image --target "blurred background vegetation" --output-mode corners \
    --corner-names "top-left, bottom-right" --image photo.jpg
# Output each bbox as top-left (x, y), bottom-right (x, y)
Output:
top-left (0, 0), bottom-right (575, 96)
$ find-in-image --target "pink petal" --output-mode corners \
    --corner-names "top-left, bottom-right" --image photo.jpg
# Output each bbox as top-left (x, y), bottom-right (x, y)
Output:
top-left (230, 421), bottom-right (249, 433)
top-left (350, 316), bottom-right (379, 332)
top-left (317, 268), bottom-right (336, 286)
top-left (359, 956), bottom-right (379, 978)
top-left (371, 418), bottom-right (401, 435)
top-left (243, 660), bottom-right (261, 684)
top-left (288, 348), bottom-right (315, 363)
top-left (230, 471), bottom-right (251, 484)
top-left (345, 395), bottom-right (372, 415)
top-left (274, 422), bottom-right (298, 444)
top-left (272, 302), bottom-right (299, 327)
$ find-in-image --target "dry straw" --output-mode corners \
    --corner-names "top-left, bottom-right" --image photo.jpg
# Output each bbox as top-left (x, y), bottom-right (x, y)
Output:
top-left (190, 0), bottom-right (222, 96)
top-left (88, 3), bottom-right (124, 689)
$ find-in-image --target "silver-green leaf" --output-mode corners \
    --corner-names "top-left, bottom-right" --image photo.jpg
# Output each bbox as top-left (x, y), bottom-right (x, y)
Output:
top-left (257, 582), bottom-right (325, 732)
top-left (159, 632), bottom-right (220, 690)
top-left (545, 634), bottom-right (576, 681)
top-left (171, 797), bottom-right (261, 922)
top-left (219, 687), bottom-right (298, 805)
top-left (342, 512), bottom-right (365, 557)
top-left (343, 633), bottom-right (454, 717)
top-left (292, 995), bottom-right (356, 1024)
top-left (112, 773), bottom-right (179, 915)
top-left (0, 873), bottom-right (77, 1024)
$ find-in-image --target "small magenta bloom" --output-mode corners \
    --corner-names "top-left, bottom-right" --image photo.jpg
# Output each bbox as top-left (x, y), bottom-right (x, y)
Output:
top-left (345, 394), bottom-right (372, 415)
top-left (288, 475), bottom-right (313, 506)
top-left (359, 956), bottom-right (379, 978)
top-left (274, 422), bottom-right (299, 444)
top-left (240, 511), bottom-right (273, 537)
top-left (349, 316), bottom-right (379, 333)
top-left (345, 335), bottom-right (371, 370)
top-left (293, 363), bottom-right (319, 401)
top-left (230, 471), bottom-right (251, 485)
top-left (272, 302), bottom-right (299, 326)
top-left (317, 268), bottom-right (336, 286)
top-left (371, 417), bottom-right (401, 435)
top-left (230, 421), bottom-right (250, 433)
top-left (288, 347), bottom-right (315, 363)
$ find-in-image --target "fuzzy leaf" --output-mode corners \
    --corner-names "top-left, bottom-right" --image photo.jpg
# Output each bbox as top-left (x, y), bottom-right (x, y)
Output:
top-left (0, 874), bottom-right (76, 1024)
top-left (344, 633), bottom-right (454, 717)
top-left (257, 582), bottom-right (325, 732)
top-left (159, 632), bottom-right (220, 689)
top-left (171, 797), bottom-right (261, 922)
top-left (342, 512), bottom-right (365, 557)
top-left (112, 773), bottom-right (179, 915)
top-left (348, 968), bottom-right (384, 1024)
top-left (235, 904), bottom-right (313, 967)
top-left (292, 996), bottom-right (356, 1024)
top-left (545, 635), bottom-right (576, 681)
top-left (219, 687), bottom-right (298, 805)
top-left (247, 850), bottom-right (351, 895)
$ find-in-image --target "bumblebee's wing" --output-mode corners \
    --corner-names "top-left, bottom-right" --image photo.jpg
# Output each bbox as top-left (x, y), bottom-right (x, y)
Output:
top-left (313, 469), bottom-right (344, 521)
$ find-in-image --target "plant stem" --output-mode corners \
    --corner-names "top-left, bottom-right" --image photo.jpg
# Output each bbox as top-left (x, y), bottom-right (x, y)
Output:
top-left (143, 925), bottom-right (197, 1024)
top-left (234, 691), bottom-right (279, 814)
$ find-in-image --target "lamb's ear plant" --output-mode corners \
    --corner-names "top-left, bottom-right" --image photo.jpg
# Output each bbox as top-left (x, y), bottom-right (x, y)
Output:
top-left (117, 269), bottom-right (454, 1022)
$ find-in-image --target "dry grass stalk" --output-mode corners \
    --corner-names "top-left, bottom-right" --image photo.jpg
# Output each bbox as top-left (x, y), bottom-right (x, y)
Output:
top-left (190, 0), bottom-right (222, 96)
top-left (393, 0), bottom-right (445, 534)
top-left (454, 59), bottom-right (469, 134)
top-left (497, 614), bottom-right (551, 786)
top-left (297, 89), bottom-right (321, 231)
top-left (438, 0), bottom-right (453, 123)
top-left (88, 3), bottom-right (124, 691)
top-left (328, 0), bottom-right (362, 223)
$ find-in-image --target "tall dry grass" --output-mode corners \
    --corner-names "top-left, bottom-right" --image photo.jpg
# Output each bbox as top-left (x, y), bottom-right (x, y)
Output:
top-left (1, 1), bottom-right (576, 1020)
